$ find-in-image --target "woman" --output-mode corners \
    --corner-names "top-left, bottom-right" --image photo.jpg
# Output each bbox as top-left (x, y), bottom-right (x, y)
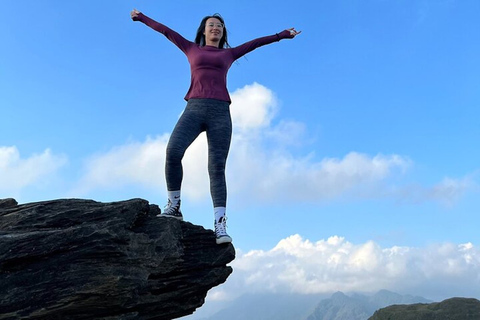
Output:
top-left (131, 9), bottom-right (301, 244)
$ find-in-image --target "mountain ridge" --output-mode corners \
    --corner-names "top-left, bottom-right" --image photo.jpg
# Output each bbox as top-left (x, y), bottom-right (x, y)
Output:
top-left (369, 297), bottom-right (480, 319)
top-left (187, 290), bottom-right (431, 320)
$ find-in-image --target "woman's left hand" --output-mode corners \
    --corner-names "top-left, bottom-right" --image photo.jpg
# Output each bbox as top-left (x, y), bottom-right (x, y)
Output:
top-left (288, 28), bottom-right (302, 38)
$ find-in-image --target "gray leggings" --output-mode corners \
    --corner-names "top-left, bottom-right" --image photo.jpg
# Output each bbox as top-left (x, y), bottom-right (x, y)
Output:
top-left (165, 98), bottom-right (232, 207)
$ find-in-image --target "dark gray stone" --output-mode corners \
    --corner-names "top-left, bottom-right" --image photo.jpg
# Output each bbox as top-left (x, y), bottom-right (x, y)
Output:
top-left (0, 198), bottom-right (235, 320)
top-left (0, 198), bottom-right (17, 209)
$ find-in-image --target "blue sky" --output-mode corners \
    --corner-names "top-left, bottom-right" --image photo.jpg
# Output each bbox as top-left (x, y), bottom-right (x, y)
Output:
top-left (2, 0), bottom-right (480, 304)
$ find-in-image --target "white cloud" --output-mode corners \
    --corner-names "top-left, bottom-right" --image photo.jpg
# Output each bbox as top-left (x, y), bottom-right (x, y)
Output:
top-left (228, 148), bottom-right (410, 202)
top-left (229, 82), bottom-right (278, 130)
top-left (214, 235), bottom-right (480, 301)
top-left (72, 133), bottom-right (213, 200)
top-left (228, 83), bottom-right (411, 203)
top-left (0, 146), bottom-right (67, 193)
top-left (73, 135), bottom-right (169, 194)
top-left (265, 120), bottom-right (308, 147)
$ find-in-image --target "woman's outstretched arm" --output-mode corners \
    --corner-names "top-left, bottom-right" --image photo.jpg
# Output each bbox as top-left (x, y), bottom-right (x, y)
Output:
top-left (131, 9), bottom-right (193, 54)
top-left (231, 28), bottom-right (301, 60)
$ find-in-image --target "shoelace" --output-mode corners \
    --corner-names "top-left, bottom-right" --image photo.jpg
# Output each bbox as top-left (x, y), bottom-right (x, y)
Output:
top-left (215, 216), bottom-right (228, 236)
top-left (164, 200), bottom-right (180, 214)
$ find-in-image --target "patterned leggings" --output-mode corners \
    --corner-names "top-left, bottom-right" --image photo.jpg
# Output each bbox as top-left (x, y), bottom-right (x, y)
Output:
top-left (165, 98), bottom-right (232, 207)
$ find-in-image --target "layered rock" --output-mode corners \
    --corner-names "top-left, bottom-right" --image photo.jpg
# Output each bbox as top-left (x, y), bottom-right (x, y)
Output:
top-left (0, 198), bottom-right (235, 320)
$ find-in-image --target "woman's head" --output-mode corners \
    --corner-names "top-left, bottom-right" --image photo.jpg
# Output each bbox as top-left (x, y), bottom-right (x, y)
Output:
top-left (195, 14), bottom-right (229, 48)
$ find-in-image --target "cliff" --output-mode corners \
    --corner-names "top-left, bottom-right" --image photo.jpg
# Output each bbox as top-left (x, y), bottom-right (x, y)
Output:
top-left (0, 198), bottom-right (235, 320)
top-left (368, 297), bottom-right (480, 320)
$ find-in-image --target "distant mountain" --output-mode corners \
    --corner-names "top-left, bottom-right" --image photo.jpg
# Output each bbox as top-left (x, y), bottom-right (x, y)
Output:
top-left (369, 297), bottom-right (480, 320)
top-left (189, 290), bottom-right (430, 320)
top-left (196, 293), bottom-right (327, 320)
top-left (306, 291), bottom-right (372, 320)
top-left (306, 290), bottom-right (431, 320)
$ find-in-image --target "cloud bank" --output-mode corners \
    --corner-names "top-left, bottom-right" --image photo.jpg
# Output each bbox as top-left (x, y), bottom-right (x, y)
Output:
top-left (213, 234), bottom-right (480, 301)
top-left (2, 83), bottom-right (475, 206)
top-left (73, 135), bottom-right (169, 195)
top-left (0, 146), bottom-right (67, 194)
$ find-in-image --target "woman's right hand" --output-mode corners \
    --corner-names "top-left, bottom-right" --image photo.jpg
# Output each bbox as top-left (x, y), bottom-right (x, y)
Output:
top-left (130, 9), bottom-right (141, 21)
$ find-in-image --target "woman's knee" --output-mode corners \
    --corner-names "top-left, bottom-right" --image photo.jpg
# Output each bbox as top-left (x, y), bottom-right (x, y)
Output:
top-left (208, 162), bottom-right (226, 177)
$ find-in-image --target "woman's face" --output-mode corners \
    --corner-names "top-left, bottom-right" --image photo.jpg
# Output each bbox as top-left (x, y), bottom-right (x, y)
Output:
top-left (204, 17), bottom-right (224, 46)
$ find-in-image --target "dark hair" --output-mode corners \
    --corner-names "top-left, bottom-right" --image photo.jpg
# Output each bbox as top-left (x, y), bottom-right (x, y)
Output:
top-left (195, 13), bottom-right (230, 48)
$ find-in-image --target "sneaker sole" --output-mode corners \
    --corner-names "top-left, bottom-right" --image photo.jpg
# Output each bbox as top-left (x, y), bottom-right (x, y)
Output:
top-left (156, 214), bottom-right (184, 221)
top-left (216, 236), bottom-right (232, 245)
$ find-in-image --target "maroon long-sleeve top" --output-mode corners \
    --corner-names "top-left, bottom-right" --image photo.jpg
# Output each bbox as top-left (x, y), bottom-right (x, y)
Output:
top-left (137, 13), bottom-right (292, 102)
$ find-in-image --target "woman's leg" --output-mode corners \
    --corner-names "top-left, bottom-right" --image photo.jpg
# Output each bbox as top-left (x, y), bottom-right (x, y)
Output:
top-left (205, 100), bottom-right (233, 244)
top-left (205, 101), bottom-right (232, 208)
top-left (165, 102), bottom-right (205, 193)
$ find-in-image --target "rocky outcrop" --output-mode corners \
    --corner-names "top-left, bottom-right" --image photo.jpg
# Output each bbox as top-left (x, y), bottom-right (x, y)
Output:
top-left (368, 297), bottom-right (480, 320)
top-left (0, 198), bottom-right (235, 320)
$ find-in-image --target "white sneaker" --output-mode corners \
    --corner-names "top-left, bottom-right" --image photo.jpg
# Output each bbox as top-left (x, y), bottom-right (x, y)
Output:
top-left (157, 199), bottom-right (183, 220)
top-left (215, 216), bottom-right (232, 244)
